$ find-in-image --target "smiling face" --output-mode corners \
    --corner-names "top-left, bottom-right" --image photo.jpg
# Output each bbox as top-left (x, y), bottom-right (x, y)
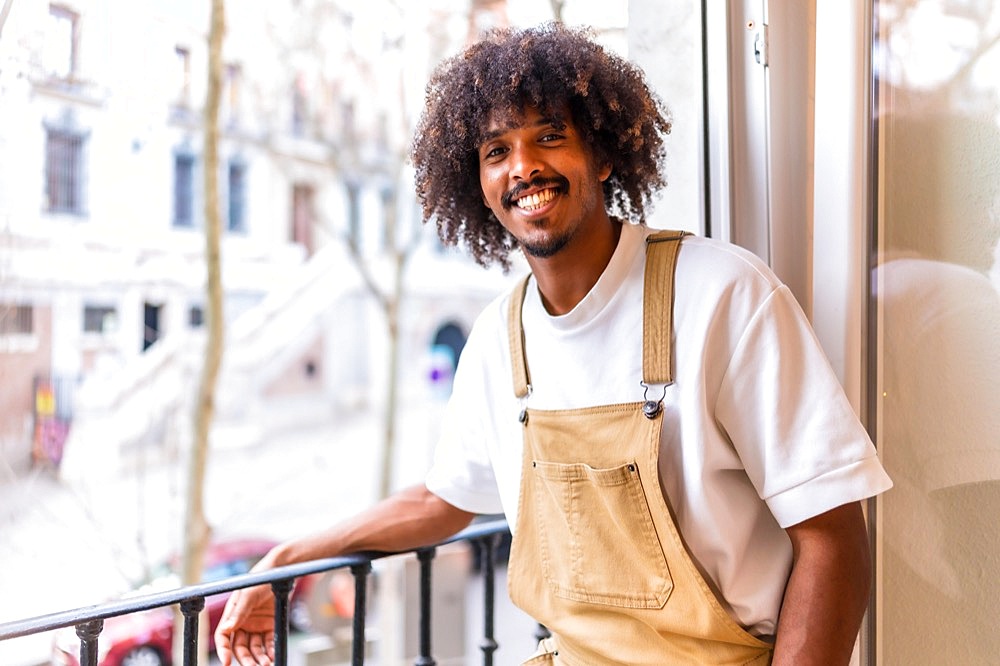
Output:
top-left (477, 106), bottom-right (612, 260)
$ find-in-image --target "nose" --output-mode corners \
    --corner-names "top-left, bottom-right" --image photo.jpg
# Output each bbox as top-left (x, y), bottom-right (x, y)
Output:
top-left (509, 142), bottom-right (543, 181)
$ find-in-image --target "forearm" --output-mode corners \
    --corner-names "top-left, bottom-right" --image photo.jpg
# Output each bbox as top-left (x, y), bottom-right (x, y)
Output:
top-left (772, 502), bottom-right (871, 665)
top-left (265, 483), bottom-right (476, 568)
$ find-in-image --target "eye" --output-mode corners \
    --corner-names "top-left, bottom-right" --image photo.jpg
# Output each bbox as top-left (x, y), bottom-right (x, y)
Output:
top-left (539, 132), bottom-right (565, 143)
top-left (480, 144), bottom-right (507, 161)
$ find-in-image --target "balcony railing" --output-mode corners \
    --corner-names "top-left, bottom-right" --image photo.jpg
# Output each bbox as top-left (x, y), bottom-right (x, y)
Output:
top-left (0, 518), bottom-right (545, 666)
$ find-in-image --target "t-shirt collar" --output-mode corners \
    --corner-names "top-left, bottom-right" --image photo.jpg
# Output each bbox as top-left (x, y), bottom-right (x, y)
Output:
top-left (527, 221), bottom-right (645, 331)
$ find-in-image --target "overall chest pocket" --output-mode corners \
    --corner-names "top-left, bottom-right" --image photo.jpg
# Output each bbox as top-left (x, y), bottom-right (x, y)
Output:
top-left (530, 459), bottom-right (673, 609)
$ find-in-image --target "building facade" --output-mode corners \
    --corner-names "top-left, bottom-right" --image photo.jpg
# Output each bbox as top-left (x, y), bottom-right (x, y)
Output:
top-left (0, 0), bottom-right (522, 476)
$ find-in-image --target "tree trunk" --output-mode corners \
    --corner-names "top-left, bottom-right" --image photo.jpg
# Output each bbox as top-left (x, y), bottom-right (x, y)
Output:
top-left (377, 187), bottom-right (405, 500)
top-left (176, 0), bottom-right (225, 662)
top-left (379, 295), bottom-right (400, 500)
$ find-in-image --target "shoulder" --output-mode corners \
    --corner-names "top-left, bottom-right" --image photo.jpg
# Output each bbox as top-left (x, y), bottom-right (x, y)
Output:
top-left (677, 234), bottom-right (781, 288)
top-left (455, 279), bottom-right (523, 377)
top-left (666, 234), bottom-right (787, 325)
top-left (635, 225), bottom-right (780, 288)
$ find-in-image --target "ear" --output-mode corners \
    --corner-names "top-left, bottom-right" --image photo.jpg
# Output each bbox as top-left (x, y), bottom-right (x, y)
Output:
top-left (598, 162), bottom-right (612, 182)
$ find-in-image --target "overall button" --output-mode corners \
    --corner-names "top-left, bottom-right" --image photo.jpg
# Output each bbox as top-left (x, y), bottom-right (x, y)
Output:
top-left (642, 400), bottom-right (662, 419)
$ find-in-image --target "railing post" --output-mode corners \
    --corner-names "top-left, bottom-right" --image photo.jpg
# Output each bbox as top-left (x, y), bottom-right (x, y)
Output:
top-left (477, 535), bottom-right (500, 666)
top-left (415, 547), bottom-right (437, 666)
top-left (272, 578), bottom-right (293, 666)
top-left (75, 619), bottom-right (103, 666)
top-left (179, 597), bottom-right (205, 666)
top-left (351, 562), bottom-right (372, 666)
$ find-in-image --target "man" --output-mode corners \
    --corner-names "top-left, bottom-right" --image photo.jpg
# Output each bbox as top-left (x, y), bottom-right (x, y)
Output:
top-left (216, 23), bottom-right (891, 665)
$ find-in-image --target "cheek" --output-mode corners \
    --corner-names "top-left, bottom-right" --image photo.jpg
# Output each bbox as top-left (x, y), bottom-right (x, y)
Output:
top-left (479, 170), bottom-right (504, 208)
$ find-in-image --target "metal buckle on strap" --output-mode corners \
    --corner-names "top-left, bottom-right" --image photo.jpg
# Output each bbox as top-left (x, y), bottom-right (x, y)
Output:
top-left (518, 384), bottom-right (533, 424)
top-left (640, 382), bottom-right (669, 419)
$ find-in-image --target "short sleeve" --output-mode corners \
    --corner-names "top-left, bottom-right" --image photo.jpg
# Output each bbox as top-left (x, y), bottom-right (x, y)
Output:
top-left (424, 321), bottom-right (505, 515)
top-left (715, 285), bottom-right (892, 527)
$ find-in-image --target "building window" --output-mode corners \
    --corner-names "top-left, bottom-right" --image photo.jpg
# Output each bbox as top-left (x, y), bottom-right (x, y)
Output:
top-left (83, 305), bottom-right (117, 333)
top-left (45, 127), bottom-right (87, 215)
top-left (0, 304), bottom-right (33, 335)
top-left (380, 185), bottom-right (395, 251)
top-left (45, 5), bottom-right (78, 79)
top-left (188, 305), bottom-right (204, 327)
top-left (291, 74), bottom-right (307, 137)
top-left (174, 46), bottom-right (191, 107)
top-left (228, 159), bottom-right (247, 232)
top-left (143, 302), bottom-right (162, 351)
top-left (291, 183), bottom-right (315, 255)
top-left (346, 181), bottom-right (361, 248)
top-left (224, 63), bottom-right (242, 123)
top-left (173, 151), bottom-right (196, 227)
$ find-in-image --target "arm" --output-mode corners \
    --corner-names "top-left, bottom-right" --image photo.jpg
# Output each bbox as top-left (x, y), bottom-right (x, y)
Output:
top-left (772, 501), bottom-right (871, 666)
top-left (215, 484), bottom-right (475, 666)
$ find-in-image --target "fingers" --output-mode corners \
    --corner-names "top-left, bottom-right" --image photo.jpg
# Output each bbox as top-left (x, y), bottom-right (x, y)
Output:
top-left (231, 629), bottom-right (275, 665)
top-left (217, 593), bottom-right (236, 636)
top-left (250, 631), bottom-right (271, 664)
top-left (215, 628), bottom-right (233, 666)
top-left (215, 592), bottom-right (238, 666)
top-left (216, 586), bottom-right (281, 665)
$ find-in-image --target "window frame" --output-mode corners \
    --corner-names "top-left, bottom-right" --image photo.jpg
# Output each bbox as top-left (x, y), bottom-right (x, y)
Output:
top-left (44, 124), bottom-right (89, 216)
top-left (173, 149), bottom-right (197, 228)
top-left (227, 157), bottom-right (247, 233)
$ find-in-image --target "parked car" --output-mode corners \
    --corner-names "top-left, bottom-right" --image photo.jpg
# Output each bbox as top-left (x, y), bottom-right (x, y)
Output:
top-left (51, 538), bottom-right (316, 666)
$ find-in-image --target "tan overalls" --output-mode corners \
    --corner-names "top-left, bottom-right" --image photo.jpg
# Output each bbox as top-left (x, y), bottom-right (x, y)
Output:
top-left (506, 231), bottom-right (774, 665)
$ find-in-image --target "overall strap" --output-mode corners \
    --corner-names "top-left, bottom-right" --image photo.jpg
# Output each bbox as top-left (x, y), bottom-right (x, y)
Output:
top-left (507, 229), bottom-right (688, 399)
top-left (508, 275), bottom-right (532, 399)
top-left (643, 230), bottom-right (688, 385)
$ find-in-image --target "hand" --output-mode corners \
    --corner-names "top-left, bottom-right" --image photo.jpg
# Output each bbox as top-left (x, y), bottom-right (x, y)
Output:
top-left (215, 585), bottom-right (277, 666)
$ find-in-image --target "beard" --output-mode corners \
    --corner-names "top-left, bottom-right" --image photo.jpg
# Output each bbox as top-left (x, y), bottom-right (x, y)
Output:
top-left (519, 225), bottom-right (574, 258)
top-left (502, 175), bottom-right (576, 258)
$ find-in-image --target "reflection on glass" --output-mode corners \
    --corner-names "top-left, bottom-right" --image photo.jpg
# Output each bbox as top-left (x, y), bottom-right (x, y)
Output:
top-left (874, 1), bottom-right (1000, 663)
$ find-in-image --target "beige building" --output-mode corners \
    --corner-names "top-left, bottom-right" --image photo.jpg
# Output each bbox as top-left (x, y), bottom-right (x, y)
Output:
top-left (0, 0), bottom-right (522, 476)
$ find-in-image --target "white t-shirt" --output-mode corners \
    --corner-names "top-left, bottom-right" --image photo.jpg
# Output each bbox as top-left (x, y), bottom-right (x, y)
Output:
top-left (426, 222), bottom-right (892, 636)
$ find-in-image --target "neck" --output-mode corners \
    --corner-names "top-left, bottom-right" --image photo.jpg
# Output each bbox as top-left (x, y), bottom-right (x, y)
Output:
top-left (528, 216), bottom-right (622, 316)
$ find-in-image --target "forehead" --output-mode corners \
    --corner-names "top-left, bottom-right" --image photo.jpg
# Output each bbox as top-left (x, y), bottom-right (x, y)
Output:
top-left (480, 105), bottom-right (570, 141)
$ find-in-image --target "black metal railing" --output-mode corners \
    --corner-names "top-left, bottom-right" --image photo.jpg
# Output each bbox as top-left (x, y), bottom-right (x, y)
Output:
top-left (0, 518), bottom-right (540, 666)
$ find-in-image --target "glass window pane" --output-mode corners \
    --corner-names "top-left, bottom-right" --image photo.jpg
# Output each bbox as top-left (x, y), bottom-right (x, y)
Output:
top-left (228, 160), bottom-right (246, 232)
top-left (872, 1), bottom-right (1000, 663)
top-left (174, 153), bottom-right (195, 227)
top-left (45, 129), bottom-right (85, 214)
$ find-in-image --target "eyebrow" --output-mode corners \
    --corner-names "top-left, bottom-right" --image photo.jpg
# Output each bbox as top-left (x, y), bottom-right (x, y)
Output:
top-left (479, 116), bottom-right (565, 144)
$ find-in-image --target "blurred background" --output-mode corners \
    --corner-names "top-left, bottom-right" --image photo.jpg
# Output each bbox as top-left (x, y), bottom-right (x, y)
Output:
top-left (5, 1), bottom-right (998, 665)
top-left (0, 1), bottom-right (702, 664)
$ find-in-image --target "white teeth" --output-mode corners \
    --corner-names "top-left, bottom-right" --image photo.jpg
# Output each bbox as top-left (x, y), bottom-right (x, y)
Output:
top-left (516, 188), bottom-right (556, 210)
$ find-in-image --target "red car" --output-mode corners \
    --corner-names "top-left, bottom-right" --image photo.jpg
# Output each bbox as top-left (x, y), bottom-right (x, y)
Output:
top-left (51, 538), bottom-right (316, 666)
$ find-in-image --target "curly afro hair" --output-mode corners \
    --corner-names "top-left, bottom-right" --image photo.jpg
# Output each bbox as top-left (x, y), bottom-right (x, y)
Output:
top-left (411, 22), bottom-right (672, 269)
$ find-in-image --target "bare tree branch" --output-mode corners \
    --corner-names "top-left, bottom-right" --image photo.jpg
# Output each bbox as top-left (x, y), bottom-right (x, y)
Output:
top-left (549, 0), bottom-right (565, 22)
top-left (0, 0), bottom-right (14, 40)
top-left (343, 232), bottom-right (391, 313)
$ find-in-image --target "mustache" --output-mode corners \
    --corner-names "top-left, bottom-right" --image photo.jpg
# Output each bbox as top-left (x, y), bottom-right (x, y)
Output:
top-left (501, 176), bottom-right (569, 210)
